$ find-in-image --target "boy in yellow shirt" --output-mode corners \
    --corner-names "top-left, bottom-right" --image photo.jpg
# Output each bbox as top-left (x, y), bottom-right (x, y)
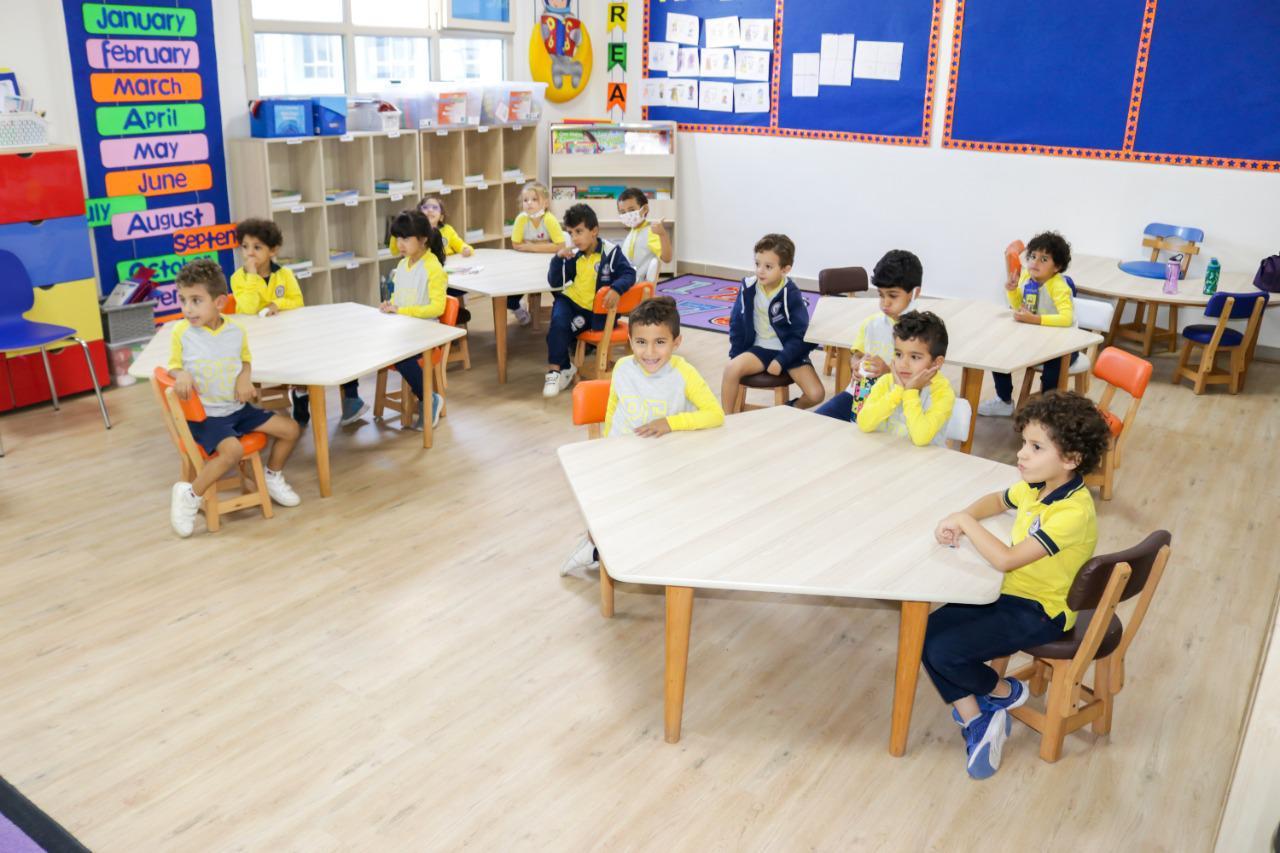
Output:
top-left (926, 391), bottom-right (1111, 779)
top-left (856, 310), bottom-right (955, 446)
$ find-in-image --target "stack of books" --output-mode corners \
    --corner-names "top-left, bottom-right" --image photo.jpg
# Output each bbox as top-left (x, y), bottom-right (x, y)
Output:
top-left (325, 188), bottom-right (359, 203)
top-left (375, 178), bottom-right (414, 195)
top-left (502, 168), bottom-right (525, 182)
top-left (271, 189), bottom-right (302, 207)
top-left (329, 249), bottom-right (356, 264)
top-left (377, 245), bottom-right (394, 260)
top-left (279, 257), bottom-right (313, 272)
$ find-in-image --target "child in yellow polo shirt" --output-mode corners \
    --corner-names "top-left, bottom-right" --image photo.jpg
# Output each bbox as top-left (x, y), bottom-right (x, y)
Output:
top-left (926, 391), bottom-right (1111, 780)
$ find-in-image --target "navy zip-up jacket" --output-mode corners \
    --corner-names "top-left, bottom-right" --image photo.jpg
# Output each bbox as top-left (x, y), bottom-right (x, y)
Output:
top-left (546, 237), bottom-right (636, 305)
top-left (728, 276), bottom-right (816, 367)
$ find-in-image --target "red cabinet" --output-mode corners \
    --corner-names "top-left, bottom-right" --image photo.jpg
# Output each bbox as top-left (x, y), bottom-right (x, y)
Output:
top-left (4, 339), bottom-right (108, 408)
top-left (0, 147), bottom-right (86, 225)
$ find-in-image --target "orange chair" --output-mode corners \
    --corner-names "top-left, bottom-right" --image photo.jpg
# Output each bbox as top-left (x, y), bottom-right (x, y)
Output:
top-left (1086, 347), bottom-right (1152, 501)
top-left (572, 282), bottom-right (656, 380)
top-left (374, 295), bottom-right (461, 427)
top-left (571, 379), bottom-right (617, 616)
top-left (221, 294), bottom-right (237, 314)
top-left (150, 367), bottom-right (273, 533)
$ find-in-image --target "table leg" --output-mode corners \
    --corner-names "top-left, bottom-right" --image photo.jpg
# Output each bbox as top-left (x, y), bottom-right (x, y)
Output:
top-left (1141, 302), bottom-right (1157, 356)
top-left (308, 384), bottom-right (332, 498)
top-left (529, 292), bottom-right (542, 330)
top-left (834, 348), bottom-right (852, 397)
top-left (422, 348), bottom-right (434, 450)
top-left (1056, 354), bottom-right (1070, 391)
top-left (492, 296), bottom-right (509, 384)
top-left (664, 585), bottom-right (695, 744)
top-left (1166, 305), bottom-right (1179, 353)
top-left (960, 367), bottom-right (982, 455)
top-left (1106, 298), bottom-right (1126, 347)
top-left (889, 600), bottom-right (930, 756)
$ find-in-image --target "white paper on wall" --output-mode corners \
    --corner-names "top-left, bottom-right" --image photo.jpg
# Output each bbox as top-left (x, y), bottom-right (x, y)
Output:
top-left (705, 16), bottom-right (741, 48)
top-left (699, 80), bottom-right (735, 112)
top-left (665, 13), bottom-right (700, 46)
top-left (853, 40), bottom-right (904, 81)
top-left (791, 53), bottom-right (820, 97)
top-left (739, 18), bottom-right (774, 50)
top-left (735, 50), bottom-right (771, 82)
top-left (648, 42), bottom-right (677, 73)
top-left (819, 33), bottom-right (855, 86)
top-left (668, 79), bottom-right (699, 108)
top-left (700, 47), bottom-right (736, 78)
top-left (734, 82), bottom-right (769, 113)
top-left (671, 47), bottom-right (700, 77)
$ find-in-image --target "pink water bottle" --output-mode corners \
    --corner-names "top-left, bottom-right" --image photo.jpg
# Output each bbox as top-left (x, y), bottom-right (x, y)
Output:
top-left (1163, 258), bottom-right (1180, 295)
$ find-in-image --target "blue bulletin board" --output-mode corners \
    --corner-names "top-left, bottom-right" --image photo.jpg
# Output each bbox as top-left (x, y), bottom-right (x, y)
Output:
top-left (62, 0), bottom-right (234, 323)
top-left (642, 0), bottom-right (944, 145)
top-left (943, 0), bottom-right (1280, 172)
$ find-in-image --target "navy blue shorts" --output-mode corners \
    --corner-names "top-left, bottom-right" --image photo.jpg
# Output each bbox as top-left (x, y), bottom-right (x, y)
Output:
top-left (744, 345), bottom-right (812, 372)
top-left (187, 404), bottom-right (274, 455)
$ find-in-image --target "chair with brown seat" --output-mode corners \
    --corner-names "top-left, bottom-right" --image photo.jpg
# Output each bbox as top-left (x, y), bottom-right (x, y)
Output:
top-left (150, 367), bottom-right (273, 533)
top-left (731, 370), bottom-right (794, 413)
top-left (1086, 347), bottom-right (1152, 501)
top-left (374, 295), bottom-right (462, 426)
top-left (817, 266), bottom-right (869, 376)
top-left (993, 530), bottom-right (1172, 762)
top-left (571, 379), bottom-right (616, 616)
top-left (572, 282), bottom-right (656, 380)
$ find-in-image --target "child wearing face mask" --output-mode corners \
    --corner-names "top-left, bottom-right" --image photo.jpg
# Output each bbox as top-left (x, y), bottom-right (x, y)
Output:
top-left (616, 187), bottom-right (672, 283)
top-left (509, 181), bottom-right (565, 325)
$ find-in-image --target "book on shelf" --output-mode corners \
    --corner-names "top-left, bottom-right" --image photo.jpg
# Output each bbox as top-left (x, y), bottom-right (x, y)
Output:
top-left (421, 178), bottom-right (444, 193)
top-left (463, 174), bottom-right (486, 186)
top-left (270, 190), bottom-right (302, 206)
top-left (377, 245), bottom-right (393, 259)
top-left (502, 168), bottom-right (525, 182)
top-left (551, 185), bottom-right (577, 201)
top-left (278, 257), bottom-right (313, 272)
top-left (324, 188), bottom-right (359, 202)
top-left (375, 178), bottom-right (414, 194)
top-left (464, 228), bottom-right (485, 242)
top-left (329, 249), bottom-right (356, 263)
top-left (624, 129), bottom-right (673, 155)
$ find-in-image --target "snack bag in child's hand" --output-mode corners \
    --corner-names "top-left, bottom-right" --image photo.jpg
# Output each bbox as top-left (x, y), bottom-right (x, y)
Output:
top-left (1005, 239), bottom-right (1025, 286)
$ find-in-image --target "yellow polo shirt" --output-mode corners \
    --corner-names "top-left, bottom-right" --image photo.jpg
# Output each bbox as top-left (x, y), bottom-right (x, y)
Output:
top-left (1001, 476), bottom-right (1097, 629)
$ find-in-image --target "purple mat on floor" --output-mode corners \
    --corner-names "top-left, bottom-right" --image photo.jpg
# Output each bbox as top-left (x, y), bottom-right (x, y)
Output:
top-left (655, 274), bottom-right (820, 334)
top-left (0, 777), bottom-right (88, 852)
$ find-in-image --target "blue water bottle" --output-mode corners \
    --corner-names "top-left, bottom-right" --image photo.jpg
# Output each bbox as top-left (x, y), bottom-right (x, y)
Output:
top-left (1203, 257), bottom-right (1221, 295)
top-left (1022, 279), bottom-right (1040, 314)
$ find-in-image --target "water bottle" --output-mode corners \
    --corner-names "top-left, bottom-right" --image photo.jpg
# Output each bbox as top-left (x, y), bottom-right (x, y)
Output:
top-left (1163, 259), bottom-right (1181, 295)
top-left (1022, 279), bottom-right (1040, 314)
top-left (1203, 257), bottom-right (1221, 295)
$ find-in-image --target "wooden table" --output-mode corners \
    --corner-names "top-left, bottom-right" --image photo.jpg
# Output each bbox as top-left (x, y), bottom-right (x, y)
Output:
top-left (129, 303), bottom-right (465, 497)
top-left (805, 296), bottom-right (1101, 453)
top-left (445, 249), bottom-right (556, 383)
top-left (557, 405), bottom-right (1018, 755)
top-left (1070, 254), bottom-right (1262, 356)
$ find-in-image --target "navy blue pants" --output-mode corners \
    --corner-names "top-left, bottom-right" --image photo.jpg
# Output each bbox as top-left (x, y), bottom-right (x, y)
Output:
top-left (993, 351), bottom-right (1079, 402)
top-left (394, 356), bottom-right (425, 399)
top-left (546, 293), bottom-right (602, 369)
top-left (922, 595), bottom-right (1066, 703)
top-left (341, 380), bottom-right (359, 399)
top-left (815, 390), bottom-right (855, 422)
top-left (507, 295), bottom-right (524, 310)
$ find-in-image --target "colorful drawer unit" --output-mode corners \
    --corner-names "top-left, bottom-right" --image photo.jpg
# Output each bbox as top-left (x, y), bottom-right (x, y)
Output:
top-left (0, 146), bottom-right (86, 225)
top-left (0, 278), bottom-right (108, 412)
top-left (0, 215), bottom-right (94, 287)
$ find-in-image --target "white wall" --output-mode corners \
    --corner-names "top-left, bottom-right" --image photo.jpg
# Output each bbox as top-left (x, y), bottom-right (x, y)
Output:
top-left (513, 0), bottom-right (1280, 345)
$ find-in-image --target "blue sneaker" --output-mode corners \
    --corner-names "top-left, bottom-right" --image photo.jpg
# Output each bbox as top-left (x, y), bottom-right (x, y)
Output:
top-left (982, 677), bottom-right (1028, 714)
top-left (431, 392), bottom-right (443, 427)
top-left (340, 396), bottom-right (369, 425)
top-left (953, 704), bottom-right (1014, 737)
top-left (962, 708), bottom-right (1008, 780)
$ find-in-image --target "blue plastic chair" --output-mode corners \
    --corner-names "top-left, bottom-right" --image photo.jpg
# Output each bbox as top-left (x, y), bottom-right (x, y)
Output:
top-left (1173, 291), bottom-right (1270, 394)
top-left (0, 249), bottom-right (110, 455)
top-left (1119, 223), bottom-right (1205, 280)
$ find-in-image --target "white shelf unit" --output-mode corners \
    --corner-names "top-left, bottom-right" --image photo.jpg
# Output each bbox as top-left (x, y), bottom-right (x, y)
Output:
top-left (547, 122), bottom-right (678, 277)
top-left (229, 125), bottom-right (541, 306)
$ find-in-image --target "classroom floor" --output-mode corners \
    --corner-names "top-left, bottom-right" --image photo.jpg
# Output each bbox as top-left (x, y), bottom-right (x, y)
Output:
top-left (1, 301), bottom-right (1276, 851)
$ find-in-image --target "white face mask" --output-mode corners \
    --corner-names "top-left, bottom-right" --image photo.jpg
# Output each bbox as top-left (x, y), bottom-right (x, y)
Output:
top-left (526, 206), bottom-right (545, 219)
top-left (619, 209), bottom-right (646, 229)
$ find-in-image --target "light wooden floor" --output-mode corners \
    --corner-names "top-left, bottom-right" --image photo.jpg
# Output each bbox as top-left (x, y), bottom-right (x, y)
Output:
top-left (2, 301), bottom-right (1276, 851)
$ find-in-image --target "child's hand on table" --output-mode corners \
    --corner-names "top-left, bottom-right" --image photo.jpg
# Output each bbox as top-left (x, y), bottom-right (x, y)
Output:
top-left (766, 360), bottom-right (783, 376)
top-left (635, 418), bottom-right (672, 438)
top-left (935, 513), bottom-right (969, 547)
top-left (262, 303), bottom-right (279, 317)
top-left (461, 246), bottom-right (474, 257)
top-left (1013, 308), bottom-right (1039, 325)
top-left (379, 301), bottom-right (397, 314)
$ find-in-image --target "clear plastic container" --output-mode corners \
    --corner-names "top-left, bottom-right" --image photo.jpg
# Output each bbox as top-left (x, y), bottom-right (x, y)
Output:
top-left (480, 82), bottom-right (548, 126)
top-left (380, 82), bottom-right (483, 129)
top-left (347, 99), bottom-right (402, 132)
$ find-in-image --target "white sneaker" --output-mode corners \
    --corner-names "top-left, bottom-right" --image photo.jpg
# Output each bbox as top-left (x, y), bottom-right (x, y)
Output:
top-left (264, 469), bottom-right (301, 507)
top-left (558, 364), bottom-right (577, 391)
top-left (169, 482), bottom-right (202, 538)
top-left (977, 397), bottom-right (1015, 417)
top-left (543, 370), bottom-right (563, 398)
top-left (560, 534), bottom-right (600, 578)
top-left (514, 306), bottom-right (532, 326)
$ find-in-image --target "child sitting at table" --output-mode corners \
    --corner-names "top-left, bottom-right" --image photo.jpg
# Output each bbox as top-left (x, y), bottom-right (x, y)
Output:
top-left (816, 249), bottom-right (922, 422)
top-left (379, 209), bottom-right (447, 430)
top-left (509, 181), bottom-right (565, 325)
top-left (856, 310), bottom-right (955, 446)
top-left (562, 296), bottom-right (724, 576)
top-left (167, 259), bottom-right (302, 538)
top-left (230, 217), bottom-right (365, 427)
top-left (928, 390), bottom-right (1110, 779)
top-left (979, 231), bottom-right (1077, 417)
top-left (616, 187), bottom-right (672, 283)
top-left (721, 234), bottom-right (825, 410)
top-left (542, 203), bottom-right (636, 398)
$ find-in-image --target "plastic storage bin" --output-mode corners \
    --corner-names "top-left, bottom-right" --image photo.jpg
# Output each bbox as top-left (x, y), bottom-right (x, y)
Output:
top-left (481, 82), bottom-right (547, 125)
top-left (250, 99), bottom-right (314, 138)
top-left (100, 300), bottom-right (158, 343)
top-left (380, 82), bottom-right (481, 129)
top-left (347, 99), bottom-right (402, 132)
top-left (311, 96), bottom-right (347, 135)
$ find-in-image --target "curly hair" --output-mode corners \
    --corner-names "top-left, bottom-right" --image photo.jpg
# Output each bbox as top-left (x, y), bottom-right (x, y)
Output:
top-left (872, 249), bottom-right (923, 291)
top-left (754, 233), bottom-right (795, 268)
top-left (1026, 231), bottom-right (1072, 272)
top-left (1014, 391), bottom-right (1111, 476)
top-left (235, 217), bottom-right (283, 249)
top-left (175, 258), bottom-right (227, 296)
top-left (893, 310), bottom-right (948, 358)
top-left (628, 296), bottom-right (680, 337)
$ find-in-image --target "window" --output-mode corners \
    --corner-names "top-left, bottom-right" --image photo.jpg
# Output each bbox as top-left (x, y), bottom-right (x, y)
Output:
top-left (352, 0), bottom-right (430, 28)
top-left (449, 0), bottom-right (510, 24)
top-left (250, 0), bottom-right (342, 23)
top-left (355, 37), bottom-right (432, 94)
top-left (255, 33), bottom-right (345, 96)
top-left (439, 38), bottom-right (505, 82)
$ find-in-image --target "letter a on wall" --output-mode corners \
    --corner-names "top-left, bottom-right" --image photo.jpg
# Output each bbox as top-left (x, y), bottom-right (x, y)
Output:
top-left (529, 0), bottom-right (593, 103)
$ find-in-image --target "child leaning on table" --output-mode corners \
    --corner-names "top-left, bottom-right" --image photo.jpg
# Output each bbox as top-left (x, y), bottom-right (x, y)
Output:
top-left (508, 181), bottom-right (565, 325)
top-left (561, 296), bottom-right (724, 577)
top-left (167, 259), bottom-right (302, 538)
top-left (855, 310), bottom-right (955, 447)
top-left (815, 249), bottom-right (922, 423)
top-left (979, 231), bottom-right (1077, 417)
top-left (927, 390), bottom-right (1110, 780)
top-left (229, 217), bottom-right (365, 428)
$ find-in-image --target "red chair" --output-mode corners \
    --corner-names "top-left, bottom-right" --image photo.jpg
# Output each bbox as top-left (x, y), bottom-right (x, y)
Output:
top-left (571, 379), bottom-right (616, 615)
top-left (150, 367), bottom-right (273, 533)
top-left (572, 282), bottom-right (655, 380)
top-left (374, 295), bottom-right (462, 426)
top-left (1087, 347), bottom-right (1152, 501)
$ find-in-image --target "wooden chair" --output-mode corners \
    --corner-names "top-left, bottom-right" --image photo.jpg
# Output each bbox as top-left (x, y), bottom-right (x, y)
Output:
top-left (571, 379), bottom-right (616, 617)
top-left (374, 295), bottom-right (461, 427)
top-left (1016, 296), bottom-right (1115, 408)
top-left (731, 370), bottom-right (794, 413)
top-left (150, 367), bottom-right (273, 533)
top-left (1172, 291), bottom-right (1270, 395)
top-left (1119, 223), bottom-right (1204, 279)
top-left (944, 398), bottom-right (972, 453)
top-left (572, 282), bottom-right (655, 380)
top-left (1086, 347), bottom-right (1152, 501)
top-left (817, 266), bottom-right (869, 376)
top-left (993, 530), bottom-right (1172, 762)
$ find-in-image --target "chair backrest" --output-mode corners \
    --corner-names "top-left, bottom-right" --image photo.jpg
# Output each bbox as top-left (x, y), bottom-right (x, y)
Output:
top-left (441, 294), bottom-right (461, 327)
top-left (818, 266), bottom-right (869, 297)
top-left (1142, 223), bottom-right (1202, 272)
top-left (591, 282), bottom-right (655, 315)
top-left (945, 398), bottom-right (972, 444)
top-left (1074, 297), bottom-right (1115, 333)
top-left (1144, 222), bottom-right (1205, 244)
top-left (1093, 347), bottom-right (1152, 399)
top-left (572, 379), bottom-right (610, 439)
top-left (222, 293), bottom-right (237, 314)
top-left (151, 365), bottom-right (208, 421)
top-left (1205, 290), bottom-right (1269, 320)
top-left (0, 249), bottom-right (36, 318)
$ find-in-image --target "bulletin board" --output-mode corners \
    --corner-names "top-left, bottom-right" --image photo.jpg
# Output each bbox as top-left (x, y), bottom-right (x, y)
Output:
top-left (642, 0), bottom-right (944, 146)
top-left (62, 0), bottom-right (234, 323)
top-left (943, 0), bottom-right (1280, 173)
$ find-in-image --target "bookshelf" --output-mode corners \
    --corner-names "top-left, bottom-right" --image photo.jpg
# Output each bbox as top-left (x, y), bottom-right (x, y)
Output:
top-left (547, 122), bottom-right (678, 278)
top-left (228, 124), bottom-right (541, 307)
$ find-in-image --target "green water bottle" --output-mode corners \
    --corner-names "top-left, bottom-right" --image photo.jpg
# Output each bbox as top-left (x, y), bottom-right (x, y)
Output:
top-left (1203, 257), bottom-right (1221, 295)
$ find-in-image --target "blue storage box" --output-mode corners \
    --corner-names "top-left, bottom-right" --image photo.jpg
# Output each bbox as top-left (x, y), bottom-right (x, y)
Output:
top-left (0, 215), bottom-right (94, 287)
top-left (250, 99), bottom-right (314, 138)
top-left (312, 97), bottom-right (347, 135)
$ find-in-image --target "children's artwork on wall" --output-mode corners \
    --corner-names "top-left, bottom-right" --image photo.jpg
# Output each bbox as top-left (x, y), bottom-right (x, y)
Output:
top-left (62, 0), bottom-right (232, 324)
top-left (530, 0), bottom-right (593, 103)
